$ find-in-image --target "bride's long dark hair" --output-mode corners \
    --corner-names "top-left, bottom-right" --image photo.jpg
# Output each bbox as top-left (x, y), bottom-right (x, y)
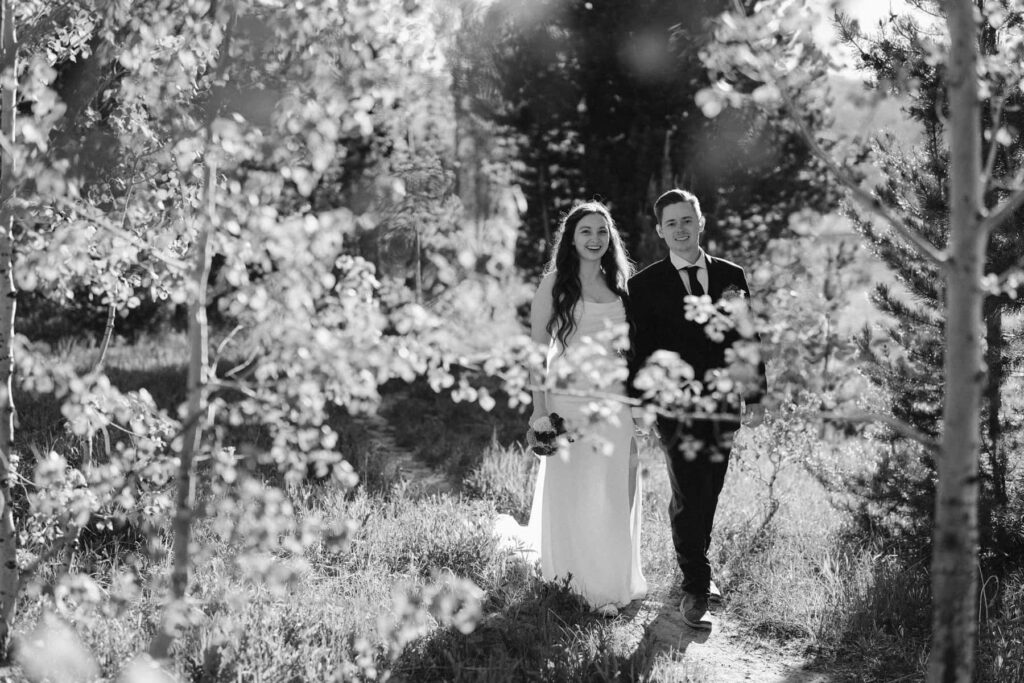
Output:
top-left (544, 201), bottom-right (632, 347)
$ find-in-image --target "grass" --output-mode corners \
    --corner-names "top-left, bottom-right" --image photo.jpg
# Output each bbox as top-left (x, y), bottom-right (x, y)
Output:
top-left (13, 490), bottom-right (516, 681)
top-left (462, 439), bottom-right (538, 523)
top-left (380, 374), bottom-right (527, 478)
top-left (4, 331), bottom-right (1024, 682)
top-left (10, 430), bottom-right (1023, 683)
top-left (707, 428), bottom-right (931, 681)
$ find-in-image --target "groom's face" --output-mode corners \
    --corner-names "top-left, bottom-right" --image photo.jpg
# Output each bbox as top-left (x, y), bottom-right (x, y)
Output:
top-left (656, 201), bottom-right (704, 262)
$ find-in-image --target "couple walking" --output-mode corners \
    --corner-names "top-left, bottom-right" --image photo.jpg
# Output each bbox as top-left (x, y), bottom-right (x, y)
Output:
top-left (499, 188), bottom-right (766, 628)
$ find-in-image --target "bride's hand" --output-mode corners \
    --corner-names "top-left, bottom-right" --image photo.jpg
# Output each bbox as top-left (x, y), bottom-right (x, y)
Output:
top-left (630, 406), bottom-right (652, 436)
top-left (741, 403), bottom-right (765, 428)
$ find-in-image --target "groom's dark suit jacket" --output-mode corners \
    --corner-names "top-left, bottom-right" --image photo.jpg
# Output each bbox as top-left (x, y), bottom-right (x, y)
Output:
top-left (626, 254), bottom-right (767, 438)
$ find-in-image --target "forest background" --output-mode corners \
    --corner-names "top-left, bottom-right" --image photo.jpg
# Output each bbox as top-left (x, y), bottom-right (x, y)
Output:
top-left (0, 0), bottom-right (1021, 681)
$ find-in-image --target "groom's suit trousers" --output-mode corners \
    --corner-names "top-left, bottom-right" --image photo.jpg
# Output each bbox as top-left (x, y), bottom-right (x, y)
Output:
top-left (659, 417), bottom-right (734, 596)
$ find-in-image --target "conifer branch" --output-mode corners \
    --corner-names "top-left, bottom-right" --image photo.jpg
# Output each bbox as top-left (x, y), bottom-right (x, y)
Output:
top-left (819, 409), bottom-right (939, 451)
top-left (777, 89), bottom-right (948, 268)
top-left (979, 184), bottom-right (1024, 240)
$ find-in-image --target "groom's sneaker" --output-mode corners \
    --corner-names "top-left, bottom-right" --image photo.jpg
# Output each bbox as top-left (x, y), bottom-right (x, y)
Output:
top-left (679, 593), bottom-right (712, 630)
top-left (708, 579), bottom-right (723, 605)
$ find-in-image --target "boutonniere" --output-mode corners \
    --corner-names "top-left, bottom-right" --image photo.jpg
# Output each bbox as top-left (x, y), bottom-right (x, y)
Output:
top-left (527, 413), bottom-right (573, 456)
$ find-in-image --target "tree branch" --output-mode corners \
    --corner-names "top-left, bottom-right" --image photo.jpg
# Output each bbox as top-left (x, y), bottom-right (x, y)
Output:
top-left (979, 184), bottom-right (1024, 237)
top-left (819, 409), bottom-right (939, 451)
top-left (53, 197), bottom-right (190, 272)
top-left (777, 88), bottom-right (948, 267)
top-left (982, 97), bottom-right (1005, 191)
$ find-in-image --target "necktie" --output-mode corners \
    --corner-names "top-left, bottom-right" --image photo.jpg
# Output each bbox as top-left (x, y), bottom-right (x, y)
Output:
top-left (681, 265), bottom-right (704, 296)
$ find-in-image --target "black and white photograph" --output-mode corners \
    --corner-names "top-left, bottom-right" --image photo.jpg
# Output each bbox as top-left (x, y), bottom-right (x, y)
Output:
top-left (0, 0), bottom-right (1019, 681)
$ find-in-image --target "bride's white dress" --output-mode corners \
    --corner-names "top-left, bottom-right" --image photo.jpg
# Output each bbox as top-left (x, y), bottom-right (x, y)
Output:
top-left (495, 299), bottom-right (647, 609)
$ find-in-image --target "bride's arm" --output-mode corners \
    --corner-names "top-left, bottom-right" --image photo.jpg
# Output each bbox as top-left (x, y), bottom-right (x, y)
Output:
top-left (528, 273), bottom-right (555, 424)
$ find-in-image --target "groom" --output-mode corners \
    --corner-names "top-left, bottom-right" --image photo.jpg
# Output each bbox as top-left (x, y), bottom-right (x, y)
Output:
top-left (627, 188), bottom-right (766, 630)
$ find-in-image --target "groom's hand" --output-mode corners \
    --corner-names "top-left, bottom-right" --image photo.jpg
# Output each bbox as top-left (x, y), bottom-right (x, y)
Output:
top-left (741, 403), bottom-right (765, 428)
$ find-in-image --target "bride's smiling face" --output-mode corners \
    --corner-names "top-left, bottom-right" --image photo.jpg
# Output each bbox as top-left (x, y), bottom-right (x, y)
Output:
top-left (573, 213), bottom-right (610, 262)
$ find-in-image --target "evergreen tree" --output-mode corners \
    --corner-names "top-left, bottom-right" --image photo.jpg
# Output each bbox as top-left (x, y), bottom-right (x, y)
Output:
top-left (846, 4), bottom-right (1024, 555)
top-left (698, 0), bottom-right (1024, 673)
top-left (460, 0), bottom-right (838, 272)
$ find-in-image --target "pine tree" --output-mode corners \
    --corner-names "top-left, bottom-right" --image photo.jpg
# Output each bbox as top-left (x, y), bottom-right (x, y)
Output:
top-left (846, 5), bottom-right (1024, 556)
top-left (460, 0), bottom-right (839, 272)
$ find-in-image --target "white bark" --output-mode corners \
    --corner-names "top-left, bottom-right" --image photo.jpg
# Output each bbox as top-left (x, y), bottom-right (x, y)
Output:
top-left (148, 164), bottom-right (213, 660)
top-left (0, 0), bottom-right (18, 658)
top-left (929, 1), bottom-right (984, 680)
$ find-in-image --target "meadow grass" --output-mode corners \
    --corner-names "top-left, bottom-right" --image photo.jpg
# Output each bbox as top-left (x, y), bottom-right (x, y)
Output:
top-left (381, 375), bottom-right (527, 478)
top-left (13, 489), bottom-right (515, 681)
top-left (6, 331), bottom-right (1024, 682)
top-left (11, 420), bottom-right (1024, 683)
top-left (461, 438), bottom-right (537, 524)
top-left (710, 429), bottom-right (933, 681)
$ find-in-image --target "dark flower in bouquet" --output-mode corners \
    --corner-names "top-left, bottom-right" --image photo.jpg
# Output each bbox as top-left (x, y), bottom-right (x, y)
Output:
top-left (527, 412), bottom-right (573, 456)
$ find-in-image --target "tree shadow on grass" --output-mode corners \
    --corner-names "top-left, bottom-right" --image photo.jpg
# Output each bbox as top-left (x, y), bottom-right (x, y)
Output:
top-left (21, 361), bottom-right (289, 446)
top-left (380, 374), bottom-right (527, 477)
top-left (393, 572), bottom-right (645, 682)
top-left (764, 549), bottom-right (931, 683)
top-left (102, 364), bottom-right (189, 410)
top-left (13, 364), bottom-right (189, 457)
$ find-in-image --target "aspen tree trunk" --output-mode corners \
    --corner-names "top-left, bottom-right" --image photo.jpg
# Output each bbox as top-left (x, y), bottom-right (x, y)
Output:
top-left (94, 303), bottom-right (117, 372)
top-left (148, 161), bottom-right (214, 660)
top-left (983, 303), bottom-right (1005, 504)
top-left (415, 228), bottom-right (422, 304)
top-left (537, 159), bottom-right (551, 245)
top-left (0, 0), bottom-right (17, 659)
top-left (149, 8), bottom-right (234, 658)
top-left (451, 62), bottom-right (484, 238)
top-left (930, 1), bottom-right (984, 679)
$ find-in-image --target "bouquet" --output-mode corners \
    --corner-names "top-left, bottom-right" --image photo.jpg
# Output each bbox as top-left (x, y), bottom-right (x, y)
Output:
top-left (526, 413), bottom-right (573, 456)
top-left (719, 284), bottom-right (746, 303)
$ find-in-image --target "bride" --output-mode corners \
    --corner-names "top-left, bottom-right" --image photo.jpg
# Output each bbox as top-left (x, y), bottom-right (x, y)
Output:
top-left (496, 200), bottom-right (647, 617)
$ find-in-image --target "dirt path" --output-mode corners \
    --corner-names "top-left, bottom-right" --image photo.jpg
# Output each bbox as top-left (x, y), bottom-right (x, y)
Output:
top-left (362, 402), bottom-right (832, 682)
top-left (356, 397), bottom-right (456, 498)
top-left (619, 575), bottom-right (832, 682)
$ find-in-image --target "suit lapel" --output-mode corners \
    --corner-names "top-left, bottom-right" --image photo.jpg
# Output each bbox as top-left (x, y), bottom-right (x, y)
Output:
top-left (656, 257), bottom-right (689, 305)
top-left (704, 254), bottom-right (725, 300)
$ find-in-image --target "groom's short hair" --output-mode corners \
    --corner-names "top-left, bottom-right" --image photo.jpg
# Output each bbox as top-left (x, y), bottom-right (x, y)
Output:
top-left (654, 188), bottom-right (702, 224)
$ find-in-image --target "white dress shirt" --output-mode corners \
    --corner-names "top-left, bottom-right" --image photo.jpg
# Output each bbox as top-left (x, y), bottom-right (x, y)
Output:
top-left (669, 249), bottom-right (708, 295)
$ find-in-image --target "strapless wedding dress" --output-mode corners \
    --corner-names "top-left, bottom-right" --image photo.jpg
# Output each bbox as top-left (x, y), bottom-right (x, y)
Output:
top-left (495, 299), bottom-right (647, 609)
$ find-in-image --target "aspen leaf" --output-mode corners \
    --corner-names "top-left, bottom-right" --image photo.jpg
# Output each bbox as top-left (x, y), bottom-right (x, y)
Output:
top-left (695, 88), bottom-right (723, 118)
top-left (751, 83), bottom-right (780, 104)
top-left (16, 612), bottom-right (98, 683)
